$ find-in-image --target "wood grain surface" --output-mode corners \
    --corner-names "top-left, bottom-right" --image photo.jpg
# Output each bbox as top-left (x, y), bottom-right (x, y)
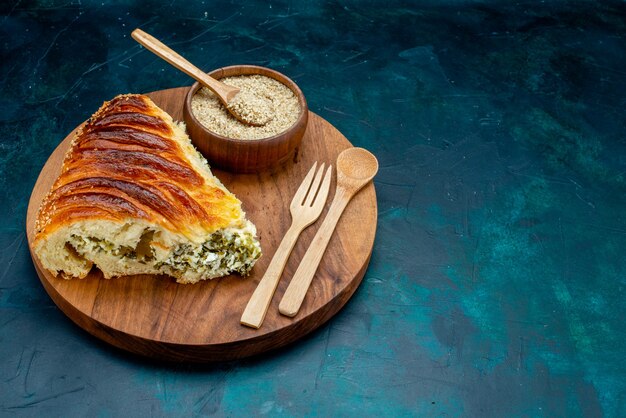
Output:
top-left (25, 87), bottom-right (377, 362)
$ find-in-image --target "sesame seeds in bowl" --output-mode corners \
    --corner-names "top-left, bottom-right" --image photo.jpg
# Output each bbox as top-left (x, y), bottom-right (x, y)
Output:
top-left (183, 65), bottom-right (309, 174)
top-left (191, 74), bottom-right (300, 139)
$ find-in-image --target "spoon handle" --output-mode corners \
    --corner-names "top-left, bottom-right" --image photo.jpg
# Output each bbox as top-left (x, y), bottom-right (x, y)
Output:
top-left (131, 29), bottom-right (239, 102)
top-left (278, 188), bottom-right (351, 317)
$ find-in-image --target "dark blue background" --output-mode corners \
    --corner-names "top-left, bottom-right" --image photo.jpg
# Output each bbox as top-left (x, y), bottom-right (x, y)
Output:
top-left (1, 1), bottom-right (625, 416)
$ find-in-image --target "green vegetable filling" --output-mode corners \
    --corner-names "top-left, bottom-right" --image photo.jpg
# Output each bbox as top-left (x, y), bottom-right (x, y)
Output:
top-left (156, 230), bottom-right (261, 275)
top-left (69, 229), bottom-right (260, 276)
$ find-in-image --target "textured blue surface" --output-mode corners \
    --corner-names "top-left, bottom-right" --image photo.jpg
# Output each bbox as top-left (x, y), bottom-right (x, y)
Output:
top-left (1, 1), bottom-right (626, 416)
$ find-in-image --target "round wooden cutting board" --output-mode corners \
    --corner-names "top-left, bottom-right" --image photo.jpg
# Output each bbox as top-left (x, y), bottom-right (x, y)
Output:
top-left (25, 87), bottom-right (377, 362)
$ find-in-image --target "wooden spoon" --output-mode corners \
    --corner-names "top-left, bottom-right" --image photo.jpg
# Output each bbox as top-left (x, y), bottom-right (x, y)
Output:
top-left (131, 29), bottom-right (272, 126)
top-left (278, 147), bottom-right (379, 317)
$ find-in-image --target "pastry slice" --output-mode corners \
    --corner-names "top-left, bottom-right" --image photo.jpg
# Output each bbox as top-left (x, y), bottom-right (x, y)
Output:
top-left (34, 94), bottom-right (261, 284)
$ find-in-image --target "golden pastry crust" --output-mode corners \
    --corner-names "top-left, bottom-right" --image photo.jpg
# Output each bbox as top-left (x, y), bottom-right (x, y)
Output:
top-left (33, 94), bottom-right (261, 283)
top-left (35, 94), bottom-right (242, 242)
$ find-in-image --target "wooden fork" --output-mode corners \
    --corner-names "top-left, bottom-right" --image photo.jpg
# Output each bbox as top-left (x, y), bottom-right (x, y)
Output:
top-left (240, 162), bottom-right (332, 329)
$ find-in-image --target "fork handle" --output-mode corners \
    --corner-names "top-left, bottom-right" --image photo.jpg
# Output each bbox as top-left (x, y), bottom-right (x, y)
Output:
top-left (279, 189), bottom-right (350, 317)
top-left (241, 223), bottom-right (303, 328)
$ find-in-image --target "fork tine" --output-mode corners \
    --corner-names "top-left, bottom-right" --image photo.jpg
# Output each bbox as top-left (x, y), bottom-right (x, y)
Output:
top-left (292, 162), bottom-right (317, 206)
top-left (304, 163), bottom-right (326, 207)
top-left (311, 165), bottom-right (332, 211)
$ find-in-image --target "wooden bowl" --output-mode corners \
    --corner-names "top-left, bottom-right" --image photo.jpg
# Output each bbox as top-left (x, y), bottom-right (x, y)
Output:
top-left (183, 65), bottom-right (308, 173)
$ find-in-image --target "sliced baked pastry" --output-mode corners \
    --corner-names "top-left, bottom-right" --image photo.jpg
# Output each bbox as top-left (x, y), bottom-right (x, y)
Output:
top-left (34, 94), bottom-right (261, 284)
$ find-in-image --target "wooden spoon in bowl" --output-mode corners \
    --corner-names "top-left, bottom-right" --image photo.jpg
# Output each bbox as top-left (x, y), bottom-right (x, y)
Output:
top-left (131, 29), bottom-right (272, 126)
